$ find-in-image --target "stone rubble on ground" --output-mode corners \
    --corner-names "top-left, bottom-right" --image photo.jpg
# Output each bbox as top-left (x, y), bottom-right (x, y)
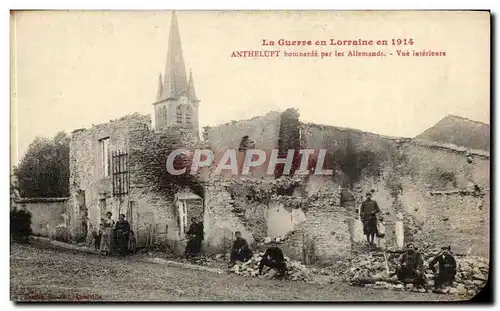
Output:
top-left (341, 248), bottom-right (488, 296)
top-left (228, 252), bottom-right (312, 282)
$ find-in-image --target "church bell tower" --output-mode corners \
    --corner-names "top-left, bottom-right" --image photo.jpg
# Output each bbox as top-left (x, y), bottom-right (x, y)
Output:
top-left (153, 11), bottom-right (200, 140)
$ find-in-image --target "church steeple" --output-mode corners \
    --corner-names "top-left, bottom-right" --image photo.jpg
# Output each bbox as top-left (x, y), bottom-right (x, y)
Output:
top-left (161, 10), bottom-right (188, 100)
top-left (187, 69), bottom-right (199, 102)
top-left (153, 11), bottom-right (200, 140)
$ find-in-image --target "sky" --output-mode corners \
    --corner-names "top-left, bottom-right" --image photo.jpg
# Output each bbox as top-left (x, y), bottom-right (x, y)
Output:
top-left (11, 10), bottom-right (490, 165)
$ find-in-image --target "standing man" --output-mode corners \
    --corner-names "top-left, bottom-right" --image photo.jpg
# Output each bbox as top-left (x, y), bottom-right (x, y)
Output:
top-left (115, 214), bottom-right (131, 256)
top-left (396, 243), bottom-right (427, 289)
top-left (258, 241), bottom-right (287, 279)
top-left (230, 231), bottom-right (253, 266)
top-left (185, 216), bottom-right (204, 258)
top-left (429, 246), bottom-right (457, 291)
top-left (359, 192), bottom-right (381, 245)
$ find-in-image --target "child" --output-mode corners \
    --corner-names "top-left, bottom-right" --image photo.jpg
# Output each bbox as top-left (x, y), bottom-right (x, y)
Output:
top-left (92, 224), bottom-right (103, 251)
top-left (128, 230), bottom-right (137, 254)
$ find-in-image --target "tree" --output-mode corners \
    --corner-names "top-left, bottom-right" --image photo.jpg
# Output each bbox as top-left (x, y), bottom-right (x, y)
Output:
top-left (130, 131), bottom-right (204, 199)
top-left (14, 131), bottom-right (70, 198)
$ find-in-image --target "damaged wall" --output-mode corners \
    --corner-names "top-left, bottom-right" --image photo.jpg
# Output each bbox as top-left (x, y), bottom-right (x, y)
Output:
top-left (17, 197), bottom-right (70, 241)
top-left (281, 206), bottom-right (351, 264)
top-left (205, 111), bottom-right (281, 151)
top-left (128, 122), bottom-right (188, 251)
top-left (203, 180), bottom-right (256, 253)
top-left (70, 113), bottom-right (188, 251)
top-left (338, 138), bottom-right (490, 256)
top-left (69, 115), bottom-right (141, 240)
top-left (266, 201), bottom-right (306, 237)
top-left (66, 108), bottom-right (489, 261)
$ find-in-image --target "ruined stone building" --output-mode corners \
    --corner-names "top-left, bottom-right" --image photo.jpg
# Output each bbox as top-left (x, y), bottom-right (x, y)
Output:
top-left (23, 11), bottom-right (489, 264)
top-left (68, 11), bottom-right (202, 252)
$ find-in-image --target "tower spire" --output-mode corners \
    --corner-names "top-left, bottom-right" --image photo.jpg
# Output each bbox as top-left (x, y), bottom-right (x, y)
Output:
top-left (156, 73), bottom-right (163, 101)
top-left (162, 10), bottom-right (188, 100)
top-left (187, 69), bottom-right (199, 102)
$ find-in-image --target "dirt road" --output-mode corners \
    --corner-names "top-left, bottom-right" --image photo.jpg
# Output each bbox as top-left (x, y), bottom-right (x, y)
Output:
top-left (10, 242), bottom-right (457, 302)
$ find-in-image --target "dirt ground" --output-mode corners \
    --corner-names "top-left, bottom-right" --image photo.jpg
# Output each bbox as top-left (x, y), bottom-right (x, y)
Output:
top-left (10, 241), bottom-right (459, 302)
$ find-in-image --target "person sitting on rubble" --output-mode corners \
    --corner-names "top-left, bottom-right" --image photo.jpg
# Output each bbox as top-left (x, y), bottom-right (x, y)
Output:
top-left (396, 243), bottom-right (428, 289)
top-left (360, 192), bottom-right (381, 245)
top-left (258, 241), bottom-right (287, 279)
top-left (229, 231), bottom-right (253, 266)
top-left (429, 246), bottom-right (457, 291)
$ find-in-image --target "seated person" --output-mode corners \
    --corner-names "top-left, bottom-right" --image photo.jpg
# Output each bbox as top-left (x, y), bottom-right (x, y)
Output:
top-left (230, 231), bottom-right (253, 265)
top-left (429, 246), bottom-right (457, 290)
top-left (259, 241), bottom-right (287, 278)
top-left (396, 243), bottom-right (428, 289)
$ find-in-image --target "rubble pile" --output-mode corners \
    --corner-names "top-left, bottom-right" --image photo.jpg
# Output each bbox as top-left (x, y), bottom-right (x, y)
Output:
top-left (255, 235), bottom-right (289, 247)
top-left (229, 252), bottom-right (312, 282)
top-left (344, 249), bottom-right (489, 296)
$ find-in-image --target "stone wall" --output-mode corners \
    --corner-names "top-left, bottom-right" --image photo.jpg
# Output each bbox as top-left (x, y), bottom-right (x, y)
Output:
top-left (400, 183), bottom-right (489, 258)
top-left (203, 180), bottom-right (255, 253)
top-left (266, 201), bottom-right (306, 237)
top-left (69, 114), bottom-right (150, 240)
top-left (69, 114), bottom-right (181, 245)
top-left (17, 197), bottom-right (70, 240)
top-left (335, 137), bottom-right (490, 256)
top-left (395, 140), bottom-right (490, 257)
top-left (280, 206), bottom-right (351, 264)
top-left (125, 119), bottom-right (194, 252)
top-left (402, 139), bottom-right (490, 190)
top-left (205, 111), bottom-right (281, 151)
top-left (70, 112), bottom-right (203, 252)
top-left (300, 123), bottom-right (397, 154)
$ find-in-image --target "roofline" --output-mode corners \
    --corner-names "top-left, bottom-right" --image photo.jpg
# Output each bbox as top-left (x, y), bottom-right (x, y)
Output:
top-left (416, 114), bottom-right (490, 139)
top-left (446, 114), bottom-right (490, 127)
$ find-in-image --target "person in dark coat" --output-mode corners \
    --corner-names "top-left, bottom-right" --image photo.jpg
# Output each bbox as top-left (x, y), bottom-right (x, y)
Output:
top-left (229, 231), bottom-right (253, 265)
top-left (115, 214), bottom-right (131, 256)
top-left (185, 217), bottom-right (204, 258)
top-left (396, 243), bottom-right (427, 289)
top-left (429, 246), bottom-right (457, 290)
top-left (360, 192), bottom-right (381, 245)
top-left (258, 242), bottom-right (287, 278)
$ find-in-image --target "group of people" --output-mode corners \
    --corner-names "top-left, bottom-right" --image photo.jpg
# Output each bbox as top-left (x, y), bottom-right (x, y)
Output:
top-left (395, 243), bottom-right (457, 291)
top-left (227, 231), bottom-right (457, 289)
top-left (230, 231), bottom-right (288, 278)
top-left (223, 192), bottom-right (458, 289)
top-left (93, 212), bottom-right (136, 256)
top-left (183, 222), bottom-right (289, 278)
top-left (360, 192), bottom-right (457, 291)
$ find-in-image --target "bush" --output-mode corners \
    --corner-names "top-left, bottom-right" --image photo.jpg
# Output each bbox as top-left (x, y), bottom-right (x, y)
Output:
top-left (56, 227), bottom-right (71, 243)
top-left (10, 209), bottom-right (32, 243)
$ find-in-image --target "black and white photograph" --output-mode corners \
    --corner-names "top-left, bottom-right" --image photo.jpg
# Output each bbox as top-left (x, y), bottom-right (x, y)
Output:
top-left (9, 9), bottom-right (491, 302)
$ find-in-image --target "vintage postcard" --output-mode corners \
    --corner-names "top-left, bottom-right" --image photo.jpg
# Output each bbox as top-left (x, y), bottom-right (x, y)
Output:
top-left (10, 10), bottom-right (490, 302)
